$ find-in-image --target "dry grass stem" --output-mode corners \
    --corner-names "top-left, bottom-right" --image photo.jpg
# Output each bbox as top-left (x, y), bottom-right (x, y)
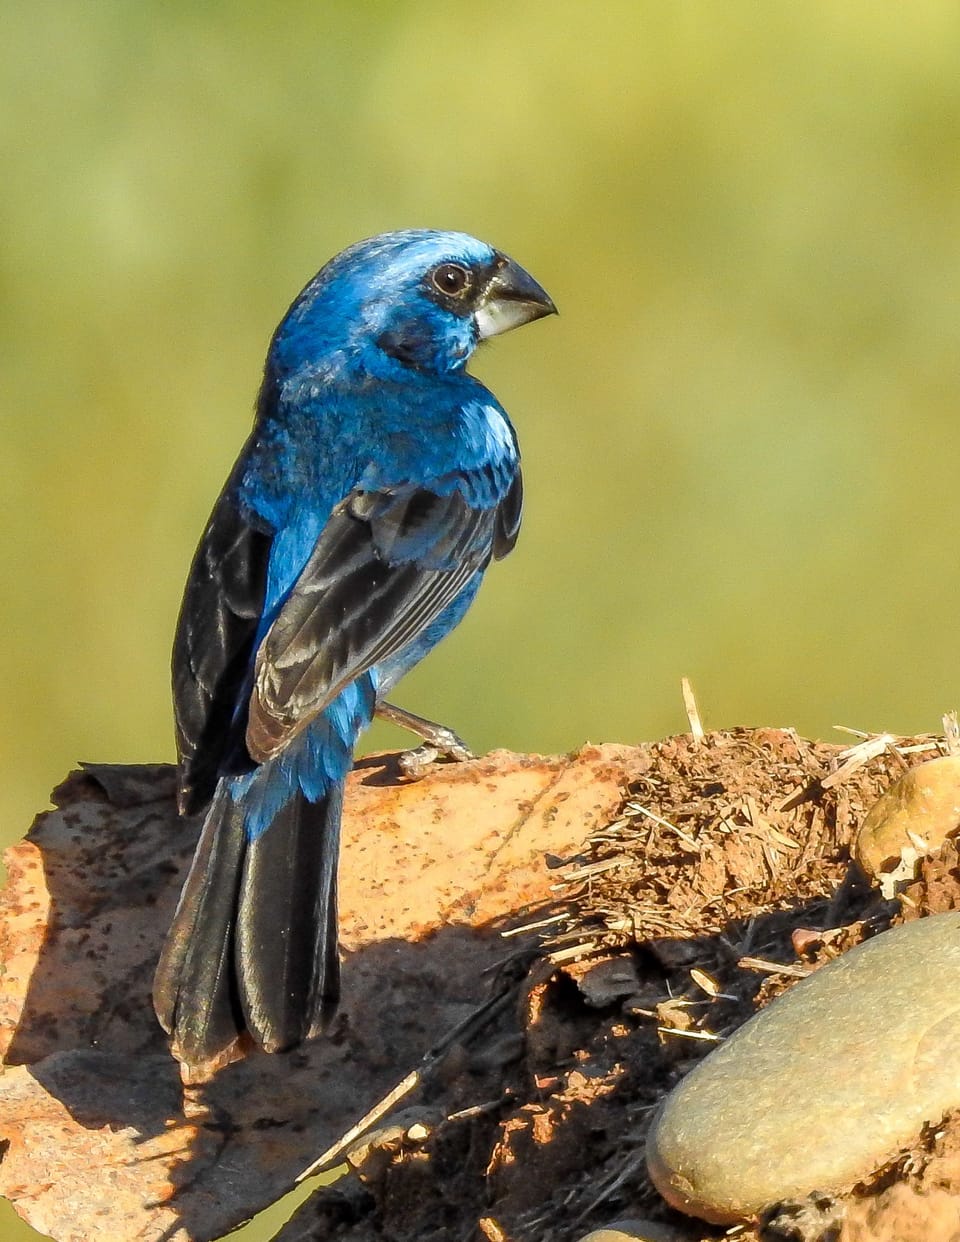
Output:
top-left (625, 802), bottom-right (700, 850)
top-left (943, 710), bottom-right (960, 755)
top-left (681, 675), bottom-right (705, 741)
top-left (738, 956), bottom-right (812, 978)
top-left (822, 734), bottom-right (897, 788)
top-left (499, 913), bottom-right (567, 939)
top-left (656, 1026), bottom-right (723, 1042)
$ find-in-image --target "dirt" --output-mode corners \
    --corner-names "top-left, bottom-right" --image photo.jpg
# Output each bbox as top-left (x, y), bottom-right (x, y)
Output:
top-left (279, 727), bottom-right (960, 1242)
top-left (3, 728), bottom-right (960, 1242)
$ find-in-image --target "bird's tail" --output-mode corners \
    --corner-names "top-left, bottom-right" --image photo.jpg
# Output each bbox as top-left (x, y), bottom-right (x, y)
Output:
top-left (153, 779), bottom-right (342, 1066)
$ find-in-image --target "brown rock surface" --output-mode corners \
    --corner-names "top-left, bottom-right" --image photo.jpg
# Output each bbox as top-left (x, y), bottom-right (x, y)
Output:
top-left (0, 745), bottom-right (638, 1242)
top-left (5, 729), bottom-right (960, 1242)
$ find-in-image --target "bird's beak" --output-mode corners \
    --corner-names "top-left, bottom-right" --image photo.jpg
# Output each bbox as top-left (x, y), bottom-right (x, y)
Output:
top-left (475, 252), bottom-right (557, 341)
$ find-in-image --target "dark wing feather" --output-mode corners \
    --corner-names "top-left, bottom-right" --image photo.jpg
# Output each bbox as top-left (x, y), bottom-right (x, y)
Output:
top-left (173, 478), bottom-right (273, 814)
top-left (493, 469), bottom-right (523, 559)
top-left (246, 483), bottom-right (501, 761)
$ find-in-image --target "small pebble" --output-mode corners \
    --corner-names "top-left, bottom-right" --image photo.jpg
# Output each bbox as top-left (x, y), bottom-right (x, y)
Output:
top-left (646, 913), bottom-right (960, 1223)
top-left (571, 955), bottom-right (643, 1008)
top-left (345, 1108), bottom-right (434, 1184)
top-left (854, 755), bottom-right (960, 880)
top-left (577, 1220), bottom-right (692, 1242)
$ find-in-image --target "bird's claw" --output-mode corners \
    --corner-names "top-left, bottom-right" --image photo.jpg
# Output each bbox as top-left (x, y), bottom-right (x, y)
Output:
top-left (398, 732), bottom-right (475, 780)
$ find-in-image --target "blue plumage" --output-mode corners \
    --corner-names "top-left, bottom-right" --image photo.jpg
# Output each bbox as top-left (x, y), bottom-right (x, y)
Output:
top-left (153, 230), bottom-right (555, 1066)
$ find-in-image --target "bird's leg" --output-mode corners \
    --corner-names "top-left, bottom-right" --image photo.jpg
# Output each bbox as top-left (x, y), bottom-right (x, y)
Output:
top-left (375, 701), bottom-right (474, 779)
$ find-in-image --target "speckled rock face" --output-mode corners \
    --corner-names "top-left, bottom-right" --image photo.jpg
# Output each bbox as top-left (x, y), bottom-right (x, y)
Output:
top-left (646, 913), bottom-right (960, 1223)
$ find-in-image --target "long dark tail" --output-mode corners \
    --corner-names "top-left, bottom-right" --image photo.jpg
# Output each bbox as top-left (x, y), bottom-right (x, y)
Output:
top-left (153, 780), bottom-right (342, 1066)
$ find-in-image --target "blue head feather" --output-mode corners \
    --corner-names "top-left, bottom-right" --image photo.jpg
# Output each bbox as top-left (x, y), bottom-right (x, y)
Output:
top-left (270, 229), bottom-right (500, 383)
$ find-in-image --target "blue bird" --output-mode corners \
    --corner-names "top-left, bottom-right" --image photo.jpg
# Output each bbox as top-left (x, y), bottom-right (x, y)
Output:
top-left (153, 230), bottom-right (555, 1065)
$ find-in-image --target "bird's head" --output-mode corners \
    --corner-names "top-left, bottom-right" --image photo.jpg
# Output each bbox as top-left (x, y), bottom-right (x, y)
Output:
top-left (269, 229), bottom-right (556, 383)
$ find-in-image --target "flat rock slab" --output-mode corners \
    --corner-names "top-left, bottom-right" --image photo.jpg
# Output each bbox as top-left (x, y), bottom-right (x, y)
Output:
top-left (0, 745), bottom-right (641, 1242)
top-left (646, 912), bottom-right (960, 1223)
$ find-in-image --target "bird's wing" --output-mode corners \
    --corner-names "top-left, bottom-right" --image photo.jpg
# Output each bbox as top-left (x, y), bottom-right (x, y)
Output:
top-left (493, 467), bottom-right (523, 559)
top-left (173, 481), bottom-right (274, 814)
top-left (246, 470), bottom-right (518, 761)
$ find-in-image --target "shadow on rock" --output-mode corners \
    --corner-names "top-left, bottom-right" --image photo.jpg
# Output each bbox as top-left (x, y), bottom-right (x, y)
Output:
top-left (0, 745), bottom-right (636, 1241)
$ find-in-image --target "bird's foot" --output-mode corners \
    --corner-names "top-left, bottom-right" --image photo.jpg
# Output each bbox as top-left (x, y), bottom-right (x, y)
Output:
top-left (397, 730), bottom-right (474, 780)
top-left (375, 701), bottom-right (475, 779)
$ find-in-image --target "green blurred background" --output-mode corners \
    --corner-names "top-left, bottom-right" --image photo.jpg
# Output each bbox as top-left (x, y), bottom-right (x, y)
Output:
top-left (4, 2), bottom-right (960, 1237)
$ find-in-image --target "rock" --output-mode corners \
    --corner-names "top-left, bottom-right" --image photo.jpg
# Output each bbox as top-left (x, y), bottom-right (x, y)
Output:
top-left (0, 747), bottom-right (644, 1242)
top-left (346, 1124), bottom-right (410, 1185)
top-left (854, 755), bottom-right (960, 882)
top-left (576, 1221), bottom-right (694, 1242)
top-left (565, 954), bottom-right (642, 1008)
top-left (759, 1192), bottom-right (844, 1239)
top-left (843, 1181), bottom-right (960, 1242)
top-left (646, 913), bottom-right (960, 1224)
top-left (345, 1108), bottom-right (435, 1185)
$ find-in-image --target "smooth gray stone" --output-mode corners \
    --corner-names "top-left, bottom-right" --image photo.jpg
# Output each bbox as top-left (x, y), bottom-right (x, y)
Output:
top-left (646, 913), bottom-right (960, 1223)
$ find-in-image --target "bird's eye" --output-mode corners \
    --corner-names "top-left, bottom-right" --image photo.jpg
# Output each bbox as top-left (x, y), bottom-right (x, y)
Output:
top-left (430, 263), bottom-right (472, 298)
